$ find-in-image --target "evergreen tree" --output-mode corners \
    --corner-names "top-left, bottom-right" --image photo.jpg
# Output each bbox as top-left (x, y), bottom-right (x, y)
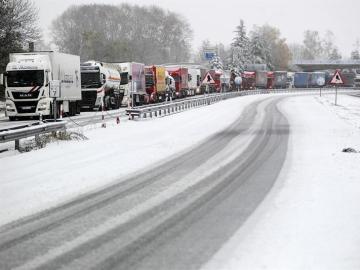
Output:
top-left (250, 33), bottom-right (266, 64)
top-left (231, 20), bottom-right (251, 72)
top-left (210, 54), bottom-right (223, 70)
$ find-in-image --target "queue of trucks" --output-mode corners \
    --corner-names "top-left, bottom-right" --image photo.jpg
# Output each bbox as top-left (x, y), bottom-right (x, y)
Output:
top-left (1, 51), bottom-right (359, 120)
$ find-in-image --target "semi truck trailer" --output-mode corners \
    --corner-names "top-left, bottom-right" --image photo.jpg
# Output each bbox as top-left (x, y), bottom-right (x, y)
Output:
top-left (2, 52), bottom-right (81, 120)
top-left (145, 65), bottom-right (166, 103)
top-left (114, 62), bottom-right (146, 106)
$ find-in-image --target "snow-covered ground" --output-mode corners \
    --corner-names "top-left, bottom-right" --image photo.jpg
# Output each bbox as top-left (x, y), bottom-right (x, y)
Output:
top-left (0, 94), bottom-right (269, 226)
top-left (203, 93), bottom-right (360, 270)
top-left (1, 92), bottom-right (360, 269)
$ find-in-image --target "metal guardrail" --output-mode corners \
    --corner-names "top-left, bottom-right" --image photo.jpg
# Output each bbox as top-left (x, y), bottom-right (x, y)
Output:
top-left (126, 91), bottom-right (247, 119)
top-left (0, 121), bottom-right (66, 150)
top-left (125, 87), bottom-right (357, 119)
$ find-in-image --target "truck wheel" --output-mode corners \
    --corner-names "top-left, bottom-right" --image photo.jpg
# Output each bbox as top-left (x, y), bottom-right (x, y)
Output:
top-left (76, 101), bottom-right (81, 114)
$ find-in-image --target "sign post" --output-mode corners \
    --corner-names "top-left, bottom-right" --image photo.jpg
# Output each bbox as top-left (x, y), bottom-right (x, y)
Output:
top-left (329, 70), bottom-right (345, 106)
top-left (317, 77), bottom-right (325, 97)
top-left (49, 80), bottom-right (61, 121)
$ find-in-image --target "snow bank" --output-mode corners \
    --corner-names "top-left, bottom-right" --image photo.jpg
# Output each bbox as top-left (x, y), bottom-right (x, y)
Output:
top-left (203, 94), bottom-right (360, 270)
top-left (0, 94), bottom-right (269, 227)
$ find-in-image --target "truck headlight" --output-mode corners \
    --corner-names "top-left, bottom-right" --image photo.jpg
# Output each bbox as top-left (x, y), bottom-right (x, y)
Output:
top-left (38, 101), bottom-right (48, 110)
top-left (6, 103), bottom-right (15, 111)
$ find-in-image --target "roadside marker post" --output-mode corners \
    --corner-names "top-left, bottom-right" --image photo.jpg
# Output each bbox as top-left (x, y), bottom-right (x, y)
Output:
top-left (101, 98), bottom-right (106, 128)
top-left (49, 80), bottom-right (61, 121)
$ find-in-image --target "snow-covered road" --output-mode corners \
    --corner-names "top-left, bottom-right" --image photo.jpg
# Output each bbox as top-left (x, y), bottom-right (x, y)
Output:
top-left (203, 93), bottom-right (360, 270)
top-left (0, 92), bottom-right (360, 269)
top-left (0, 94), bottom-right (269, 226)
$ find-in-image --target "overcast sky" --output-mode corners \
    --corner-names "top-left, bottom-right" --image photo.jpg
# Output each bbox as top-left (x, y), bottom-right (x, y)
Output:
top-left (34, 0), bottom-right (359, 58)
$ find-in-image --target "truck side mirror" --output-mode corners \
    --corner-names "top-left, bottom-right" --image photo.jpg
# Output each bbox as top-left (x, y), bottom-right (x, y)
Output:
top-left (45, 71), bottom-right (49, 85)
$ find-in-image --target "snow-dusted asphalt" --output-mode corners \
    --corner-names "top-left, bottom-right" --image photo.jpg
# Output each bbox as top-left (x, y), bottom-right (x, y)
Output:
top-left (0, 96), bottom-right (289, 270)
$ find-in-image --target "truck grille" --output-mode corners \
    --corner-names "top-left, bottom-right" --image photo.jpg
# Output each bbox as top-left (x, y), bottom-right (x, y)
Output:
top-left (15, 101), bottom-right (38, 113)
top-left (81, 91), bottom-right (97, 108)
top-left (12, 90), bottom-right (40, 99)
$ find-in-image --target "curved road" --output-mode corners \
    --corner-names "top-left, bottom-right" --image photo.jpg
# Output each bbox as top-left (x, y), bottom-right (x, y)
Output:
top-left (0, 96), bottom-right (289, 270)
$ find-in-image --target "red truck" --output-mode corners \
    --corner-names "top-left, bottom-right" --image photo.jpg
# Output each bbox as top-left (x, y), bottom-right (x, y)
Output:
top-left (242, 71), bottom-right (256, 90)
top-left (164, 66), bottom-right (188, 98)
top-left (211, 70), bottom-right (222, 93)
top-left (267, 72), bottom-right (275, 89)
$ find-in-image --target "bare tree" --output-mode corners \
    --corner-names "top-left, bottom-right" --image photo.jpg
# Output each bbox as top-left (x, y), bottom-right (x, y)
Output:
top-left (51, 4), bottom-right (193, 64)
top-left (250, 24), bottom-right (291, 70)
top-left (302, 30), bottom-right (322, 59)
top-left (0, 0), bottom-right (40, 97)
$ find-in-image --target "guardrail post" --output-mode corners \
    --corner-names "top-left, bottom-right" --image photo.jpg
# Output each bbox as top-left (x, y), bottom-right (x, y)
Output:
top-left (35, 134), bottom-right (41, 148)
top-left (15, 139), bottom-right (20, 151)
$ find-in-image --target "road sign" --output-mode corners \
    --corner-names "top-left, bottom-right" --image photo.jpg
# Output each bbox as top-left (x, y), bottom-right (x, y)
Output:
top-left (330, 70), bottom-right (345, 85)
top-left (204, 52), bottom-right (215, 60)
top-left (234, 76), bottom-right (242, 86)
top-left (49, 80), bottom-right (61, 98)
top-left (202, 72), bottom-right (215, 84)
top-left (317, 77), bottom-right (325, 86)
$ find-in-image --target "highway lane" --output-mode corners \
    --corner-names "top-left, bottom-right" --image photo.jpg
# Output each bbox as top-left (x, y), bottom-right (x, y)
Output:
top-left (0, 96), bottom-right (289, 270)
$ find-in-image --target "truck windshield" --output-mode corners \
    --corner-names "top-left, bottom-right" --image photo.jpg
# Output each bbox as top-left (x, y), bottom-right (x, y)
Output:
top-left (81, 72), bottom-right (101, 88)
top-left (145, 74), bottom-right (154, 87)
top-left (120, 72), bottom-right (129, 85)
top-left (7, 70), bottom-right (44, 87)
top-left (172, 75), bottom-right (180, 82)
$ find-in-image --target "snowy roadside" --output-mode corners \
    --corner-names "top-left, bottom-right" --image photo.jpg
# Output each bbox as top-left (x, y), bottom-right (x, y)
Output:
top-left (0, 94), bottom-right (272, 227)
top-left (203, 94), bottom-right (360, 270)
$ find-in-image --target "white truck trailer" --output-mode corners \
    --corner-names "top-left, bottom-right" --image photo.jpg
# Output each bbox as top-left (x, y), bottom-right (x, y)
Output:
top-left (2, 52), bottom-right (81, 120)
top-left (114, 62), bottom-right (146, 106)
top-left (80, 61), bottom-right (121, 110)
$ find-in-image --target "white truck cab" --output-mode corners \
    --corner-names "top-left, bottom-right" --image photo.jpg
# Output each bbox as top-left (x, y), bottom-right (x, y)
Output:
top-left (3, 52), bottom-right (81, 120)
top-left (80, 61), bottom-right (121, 110)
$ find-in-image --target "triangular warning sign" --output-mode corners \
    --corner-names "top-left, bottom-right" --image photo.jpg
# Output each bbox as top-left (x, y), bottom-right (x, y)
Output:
top-left (330, 70), bottom-right (344, 85)
top-left (202, 72), bottom-right (215, 84)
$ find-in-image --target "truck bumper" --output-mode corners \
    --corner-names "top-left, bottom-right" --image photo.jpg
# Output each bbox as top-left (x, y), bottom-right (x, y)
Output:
top-left (6, 99), bottom-right (52, 117)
